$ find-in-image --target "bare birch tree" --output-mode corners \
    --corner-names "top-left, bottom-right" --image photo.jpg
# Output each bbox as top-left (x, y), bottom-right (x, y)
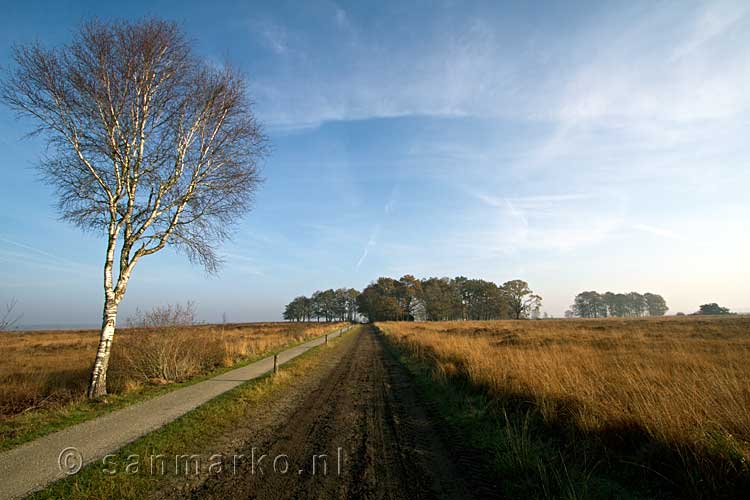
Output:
top-left (1, 19), bottom-right (266, 397)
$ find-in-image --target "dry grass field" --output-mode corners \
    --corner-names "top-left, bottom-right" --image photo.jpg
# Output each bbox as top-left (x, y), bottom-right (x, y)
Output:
top-left (0, 322), bottom-right (343, 418)
top-left (379, 316), bottom-right (750, 498)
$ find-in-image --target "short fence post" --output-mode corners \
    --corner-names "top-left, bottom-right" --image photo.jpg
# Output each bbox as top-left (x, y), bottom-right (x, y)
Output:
top-left (273, 354), bottom-right (278, 374)
top-left (325, 334), bottom-right (329, 345)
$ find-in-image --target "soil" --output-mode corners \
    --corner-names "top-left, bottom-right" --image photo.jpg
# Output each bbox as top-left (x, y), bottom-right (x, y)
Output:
top-left (170, 326), bottom-right (498, 500)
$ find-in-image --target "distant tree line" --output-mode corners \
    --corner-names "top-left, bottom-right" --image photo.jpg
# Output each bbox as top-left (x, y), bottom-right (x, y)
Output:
top-left (284, 276), bottom-right (542, 323)
top-left (283, 288), bottom-right (360, 322)
top-left (695, 303), bottom-right (733, 315)
top-left (567, 291), bottom-right (668, 318)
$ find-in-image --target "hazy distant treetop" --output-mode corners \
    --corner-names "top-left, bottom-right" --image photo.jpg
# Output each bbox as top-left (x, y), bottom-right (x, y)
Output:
top-left (570, 290), bottom-right (668, 318)
top-left (696, 303), bottom-right (732, 315)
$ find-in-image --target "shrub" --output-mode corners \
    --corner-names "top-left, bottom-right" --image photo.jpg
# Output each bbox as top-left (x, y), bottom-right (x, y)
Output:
top-left (118, 330), bottom-right (205, 383)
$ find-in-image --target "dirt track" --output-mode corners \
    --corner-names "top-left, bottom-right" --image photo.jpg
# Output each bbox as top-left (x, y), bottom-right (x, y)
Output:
top-left (190, 326), bottom-right (496, 500)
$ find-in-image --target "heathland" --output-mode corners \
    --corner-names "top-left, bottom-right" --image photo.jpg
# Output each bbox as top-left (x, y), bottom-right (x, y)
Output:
top-left (379, 315), bottom-right (750, 499)
top-left (0, 322), bottom-right (344, 450)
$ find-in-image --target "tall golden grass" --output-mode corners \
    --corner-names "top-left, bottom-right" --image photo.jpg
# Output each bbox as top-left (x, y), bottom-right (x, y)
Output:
top-left (0, 322), bottom-right (343, 417)
top-left (379, 316), bottom-right (750, 496)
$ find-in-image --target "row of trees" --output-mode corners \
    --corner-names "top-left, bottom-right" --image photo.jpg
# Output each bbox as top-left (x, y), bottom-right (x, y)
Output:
top-left (285, 276), bottom-right (543, 323)
top-left (283, 289), bottom-right (360, 322)
top-left (357, 276), bottom-right (542, 322)
top-left (567, 291), bottom-right (668, 318)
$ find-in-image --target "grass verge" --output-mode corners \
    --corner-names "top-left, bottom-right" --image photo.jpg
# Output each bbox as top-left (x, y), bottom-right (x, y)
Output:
top-left (1, 325), bottom-right (348, 453)
top-left (377, 319), bottom-right (750, 499)
top-left (379, 327), bottom-right (674, 500)
top-left (29, 325), bottom-right (357, 499)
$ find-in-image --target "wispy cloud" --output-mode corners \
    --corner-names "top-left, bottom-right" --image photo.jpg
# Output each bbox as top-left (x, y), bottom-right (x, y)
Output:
top-left (252, 1), bottom-right (750, 140)
top-left (0, 236), bottom-right (92, 274)
top-left (475, 193), bottom-right (594, 209)
top-left (255, 20), bottom-right (290, 55)
top-left (334, 5), bottom-right (350, 29)
top-left (464, 190), bottom-right (627, 253)
top-left (356, 224), bottom-right (380, 270)
top-left (672, 2), bottom-right (749, 60)
top-left (631, 224), bottom-right (686, 242)
top-left (561, 2), bottom-right (748, 125)
top-left (223, 252), bottom-right (265, 276)
top-left (384, 184), bottom-right (399, 214)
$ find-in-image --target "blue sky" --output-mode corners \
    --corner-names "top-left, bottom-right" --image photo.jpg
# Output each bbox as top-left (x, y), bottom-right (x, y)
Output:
top-left (1, 0), bottom-right (749, 326)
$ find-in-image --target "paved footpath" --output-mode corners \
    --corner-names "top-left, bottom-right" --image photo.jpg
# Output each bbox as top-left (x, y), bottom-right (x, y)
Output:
top-left (0, 325), bottom-right (352, 500)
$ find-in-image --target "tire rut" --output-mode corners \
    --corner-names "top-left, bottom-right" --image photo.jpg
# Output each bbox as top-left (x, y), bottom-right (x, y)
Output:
top-left (192, 326), bottom-right (490, 500)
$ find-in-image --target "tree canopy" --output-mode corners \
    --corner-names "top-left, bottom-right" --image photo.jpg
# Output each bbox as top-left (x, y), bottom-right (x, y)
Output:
top-left (285, 276), bottom-right (542, 323)
top-left (568, 291), bottom-right (668, 318)
top-left (284, 288), bottom-right (359, 322)
top-left (695, 303), bottom-right (732, 315)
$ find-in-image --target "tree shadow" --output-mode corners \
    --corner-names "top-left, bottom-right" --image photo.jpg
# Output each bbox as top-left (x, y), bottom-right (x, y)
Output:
top-left (444, 373), bottom-right (750, 500)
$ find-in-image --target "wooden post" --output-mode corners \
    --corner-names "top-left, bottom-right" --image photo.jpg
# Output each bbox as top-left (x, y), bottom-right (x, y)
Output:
top-left (325, 334), bottom-right (328, 345)
top-left (273, 354), bottom-right (278, 374)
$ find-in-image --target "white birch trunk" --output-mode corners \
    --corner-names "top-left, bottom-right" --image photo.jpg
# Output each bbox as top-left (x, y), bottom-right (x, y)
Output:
top-left (87, 231), bottom-right (121, 398)
top-left (87, 297), bottom-right (118, 398)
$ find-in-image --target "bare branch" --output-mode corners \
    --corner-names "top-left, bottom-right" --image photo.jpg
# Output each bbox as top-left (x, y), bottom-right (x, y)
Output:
top-left (0, 298), bottom-right (23, 331)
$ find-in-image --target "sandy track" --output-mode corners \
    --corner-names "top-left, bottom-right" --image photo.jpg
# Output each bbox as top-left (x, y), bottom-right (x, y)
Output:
top-left (192, 326), bottom-right (496, 500)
